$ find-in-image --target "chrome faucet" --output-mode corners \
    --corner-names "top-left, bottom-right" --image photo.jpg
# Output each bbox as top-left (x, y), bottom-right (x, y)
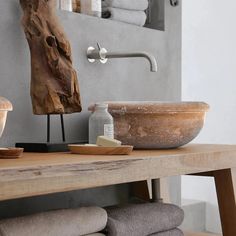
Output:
top-left (87, 43), bottom-right (158, 72)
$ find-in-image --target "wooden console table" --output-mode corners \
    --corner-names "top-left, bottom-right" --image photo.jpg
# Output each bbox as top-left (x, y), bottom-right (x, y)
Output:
top-left (0, 144), bottom-right (235, 236)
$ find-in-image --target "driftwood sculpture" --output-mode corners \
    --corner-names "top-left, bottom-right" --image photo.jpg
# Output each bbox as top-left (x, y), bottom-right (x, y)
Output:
top-left (20, 0), bottom-right (82, 115)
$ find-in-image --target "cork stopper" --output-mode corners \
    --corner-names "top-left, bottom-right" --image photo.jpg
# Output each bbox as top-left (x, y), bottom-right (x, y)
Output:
top-left (0, 97), bottom-right (13, 111)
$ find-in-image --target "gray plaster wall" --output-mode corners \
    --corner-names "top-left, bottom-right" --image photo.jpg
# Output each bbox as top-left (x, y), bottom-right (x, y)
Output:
top-left (0, 0), bottom-right (181, 218)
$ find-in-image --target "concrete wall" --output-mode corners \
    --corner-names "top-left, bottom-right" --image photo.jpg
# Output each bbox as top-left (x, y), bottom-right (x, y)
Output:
top-left (182, 0), bottom-right (236, 233)
top-left (0, 0), bottom-right (181, 218)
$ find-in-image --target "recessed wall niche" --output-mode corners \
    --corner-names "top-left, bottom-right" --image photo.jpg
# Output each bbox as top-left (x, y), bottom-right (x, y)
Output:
top-left (58, 0), bottom-right (165, 31)
top-left (145, 0), bottom-right (165, 31)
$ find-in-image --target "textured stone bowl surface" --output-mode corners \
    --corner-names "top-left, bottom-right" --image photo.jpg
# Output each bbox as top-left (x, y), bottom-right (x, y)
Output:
top-left (101, 102), bottom-right (209, 149)
top-left (0, 97), bottom-right (13, 138)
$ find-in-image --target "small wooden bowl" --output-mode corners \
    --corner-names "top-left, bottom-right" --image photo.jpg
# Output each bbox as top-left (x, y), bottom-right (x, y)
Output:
top-left (68, 145), bottom-right (133, 155)
top-left (0, 148), bottom-right (24, 159)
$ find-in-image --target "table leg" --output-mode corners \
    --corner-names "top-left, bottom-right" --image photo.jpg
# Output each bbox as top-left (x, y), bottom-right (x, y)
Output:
top-left (131, 180), bottom-right (152, 201)
top-left (131, 179), bottom-right (170, 203)
top-left (213, 168), bottom-right (236, 236)
top-left (151, 178), bottom-right (171, 203)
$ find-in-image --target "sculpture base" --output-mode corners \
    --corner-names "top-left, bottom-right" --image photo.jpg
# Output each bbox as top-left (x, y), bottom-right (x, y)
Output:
top-left (15, 142), bottom-right (86, 153)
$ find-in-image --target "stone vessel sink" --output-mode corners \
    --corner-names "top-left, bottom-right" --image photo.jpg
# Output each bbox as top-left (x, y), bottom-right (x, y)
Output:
top-left (90, 102), bottom-right (209, 149)
top-left (0, 97), bottom-right (13, 138)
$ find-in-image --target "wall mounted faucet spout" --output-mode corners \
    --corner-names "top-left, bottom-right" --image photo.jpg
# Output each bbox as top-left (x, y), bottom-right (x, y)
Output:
top-left (87, 44), bottom-right (158, 72)
top-left (105, 51), bottom-right (158, 72)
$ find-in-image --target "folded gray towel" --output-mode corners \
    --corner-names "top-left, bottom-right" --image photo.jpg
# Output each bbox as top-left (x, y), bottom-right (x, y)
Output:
top-left (106, 203), bottom-right (184, 236)
top-left (102, 7), bottom-right (147, 26)
top-left (84, 234), bottom-right (106, 236)
top-left (150, 228), bottom-right (184, 236)
top-left (0, 207), bottom-right (107, 236)
top-left (103, 0), bottom-right (148, 11)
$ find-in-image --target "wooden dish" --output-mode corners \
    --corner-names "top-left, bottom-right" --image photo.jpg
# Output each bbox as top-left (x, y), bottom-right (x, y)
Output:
top-left (68, 145), bottom-right (133, 155)
top-left (0, 148), bottom-right (24, 159)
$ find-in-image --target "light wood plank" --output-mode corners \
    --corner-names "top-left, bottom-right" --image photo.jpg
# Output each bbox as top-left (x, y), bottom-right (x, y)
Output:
top-left (213, 168), bottom-right (236, 236)
top-left (0, 144), bottom-right (236, 201)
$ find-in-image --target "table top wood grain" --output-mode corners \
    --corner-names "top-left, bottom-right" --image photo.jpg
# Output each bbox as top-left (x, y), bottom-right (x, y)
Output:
top-left (0, 144), bottom-right (236, 201)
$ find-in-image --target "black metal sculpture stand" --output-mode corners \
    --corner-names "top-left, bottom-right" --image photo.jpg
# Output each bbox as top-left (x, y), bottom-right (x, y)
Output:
top-left (46, 114), bottom-right (66, 143)
top-left (16, 114), bottom-right (71, 152)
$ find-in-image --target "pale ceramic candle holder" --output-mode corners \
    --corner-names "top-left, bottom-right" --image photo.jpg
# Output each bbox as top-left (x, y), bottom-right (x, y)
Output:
top-left (0, 97), bottom-right (13, 138)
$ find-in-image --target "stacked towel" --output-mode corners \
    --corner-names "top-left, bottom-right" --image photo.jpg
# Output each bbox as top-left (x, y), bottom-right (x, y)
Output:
top-left (150, 229), bottom-right (183, 236)
top-left (102, 0), bottom-right (148, 26)
top-left (0, 207), bottom-right (107, 236)
top-left (86, 234), bottom-right (106, 236)
top-left (103, 0), bottom-right (148, 11)
top-left (105, 203), bottom-right (184, 236)
top-left (102, 8), bottom-right (147, 27)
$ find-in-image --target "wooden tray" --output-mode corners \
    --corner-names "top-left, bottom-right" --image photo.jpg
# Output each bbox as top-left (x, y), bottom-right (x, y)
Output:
top-left (0, 148), bottom-right (24, 159)
top-left (68, 145), bottom-right (133, 155)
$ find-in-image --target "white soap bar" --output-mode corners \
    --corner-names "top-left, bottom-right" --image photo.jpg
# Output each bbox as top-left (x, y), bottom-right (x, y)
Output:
top-left (84, 144), bottom-right (98, 147)
top-left (96, 136), bottom-right (122, 147)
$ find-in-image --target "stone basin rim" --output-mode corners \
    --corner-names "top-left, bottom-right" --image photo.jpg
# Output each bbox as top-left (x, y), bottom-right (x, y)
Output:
top-left (89, 101), bottom-right (210, 114)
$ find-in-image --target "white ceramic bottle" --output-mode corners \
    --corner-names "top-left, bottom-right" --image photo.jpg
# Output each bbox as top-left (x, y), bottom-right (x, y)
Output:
top-left (80, 0), bottom-right (101, 17)
top-left (0, 97), bottom-right (13, 138)
top-left (89, 103), bottom-right (114, 144)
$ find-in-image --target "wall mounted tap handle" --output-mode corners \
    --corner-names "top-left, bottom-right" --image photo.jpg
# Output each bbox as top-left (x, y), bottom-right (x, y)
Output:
top-left (87, 44), bottom-right (108, 64)
top-left (87, 44), bottom-right (157, 72)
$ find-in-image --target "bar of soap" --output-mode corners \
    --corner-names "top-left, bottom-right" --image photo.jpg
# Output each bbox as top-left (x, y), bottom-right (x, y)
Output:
top-left (96, 136), bottom-right (122, 147)
top-left (84, 144), bottom-right (98, 147)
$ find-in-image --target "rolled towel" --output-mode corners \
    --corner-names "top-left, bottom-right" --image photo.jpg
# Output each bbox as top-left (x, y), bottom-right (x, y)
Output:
top-left (102, 7), bottom-right (147, 27)
top-left (149, 228), bottom-right (184, 236)
top-left (103, 0), bottom-right (149, 11)
top-left (0, 207), bottom-right (107, 236)
top-left (106, 203), bottom-right (184, 236)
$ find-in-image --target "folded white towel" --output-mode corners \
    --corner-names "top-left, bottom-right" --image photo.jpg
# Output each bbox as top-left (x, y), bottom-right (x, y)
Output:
top-left (103, 7), bottom-right (147, 26)
top-left (103, 0), bottom-right (148, 11)
top-left (0, 207), bottom-right (107, 236)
